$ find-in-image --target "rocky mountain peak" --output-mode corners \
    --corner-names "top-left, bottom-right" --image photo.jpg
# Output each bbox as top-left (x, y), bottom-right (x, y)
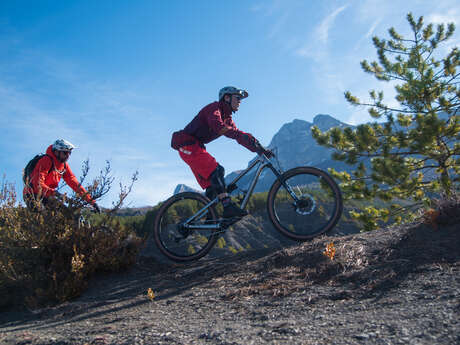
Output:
top-left (173, 184), bottom-right (200, 194)
top-left (268, 119), bottom-right (311, 148)
top-left (313, 114), bottom-right (346, 131)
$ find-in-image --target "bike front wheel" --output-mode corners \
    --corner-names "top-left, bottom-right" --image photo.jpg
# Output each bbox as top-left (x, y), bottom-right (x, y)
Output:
top-left (267, 167), bottom-right (343, 241)
top-left (153, 192), bottom-right (219, 262)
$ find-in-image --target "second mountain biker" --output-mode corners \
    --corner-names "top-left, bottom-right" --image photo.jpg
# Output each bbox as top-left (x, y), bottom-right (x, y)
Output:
top-left (23, 139), bottom-right (101, 213)
top-left (171, 86), bottom-right (273, 218)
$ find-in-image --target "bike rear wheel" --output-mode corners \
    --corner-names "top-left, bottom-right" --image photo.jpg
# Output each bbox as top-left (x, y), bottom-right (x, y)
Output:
top-left (267, 167), bottom-right (342, 241)
top-left (153, 192), bottom-right (219, 262)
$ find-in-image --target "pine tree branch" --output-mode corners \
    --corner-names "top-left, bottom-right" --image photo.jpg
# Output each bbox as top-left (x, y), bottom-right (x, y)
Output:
top-left (438, 135), bottom-right (452, 157)
top-left (393, 37), bottom-right (416, 44)
top-left (358, 102), bottom-right (422, 114)
top-left (444, 72), bottom-right (460, 85)
top-left (387, 74), bottom-right (410, 82)
top-left (349, 176), bottom-right (373, 181)
top-left (380, 47), bottom-right (411, 55)
top-left (411, 165), bottom-right (441, 171)
top-left (433, 99), bottom-right (460, 112)
top-left (388, 202), bottom-right (424, 216)
top-left (332, 147), bottom-right (422, 158)
top-left (424, 54), bottom-right (435, 67)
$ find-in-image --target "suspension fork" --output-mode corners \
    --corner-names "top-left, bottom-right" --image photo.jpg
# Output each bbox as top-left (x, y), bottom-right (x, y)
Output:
top-left (267, 164), bottom-right (301, 203)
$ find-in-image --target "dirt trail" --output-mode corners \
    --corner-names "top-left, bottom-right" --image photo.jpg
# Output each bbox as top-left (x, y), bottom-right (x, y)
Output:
top-left (1, 222), bottom-right (459, 344)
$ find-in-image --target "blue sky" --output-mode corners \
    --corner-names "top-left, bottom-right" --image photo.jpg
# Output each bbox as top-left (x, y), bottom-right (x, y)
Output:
top-left (1, 0), bottom-right (459, 207)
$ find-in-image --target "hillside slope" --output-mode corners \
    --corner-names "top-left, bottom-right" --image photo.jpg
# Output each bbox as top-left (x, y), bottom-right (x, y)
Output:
top-left (0, 220), bottom-right (459, 344)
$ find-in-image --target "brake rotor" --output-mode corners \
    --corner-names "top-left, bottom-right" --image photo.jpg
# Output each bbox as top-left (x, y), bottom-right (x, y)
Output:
top-left (294, 194), bottom-right (316, 215)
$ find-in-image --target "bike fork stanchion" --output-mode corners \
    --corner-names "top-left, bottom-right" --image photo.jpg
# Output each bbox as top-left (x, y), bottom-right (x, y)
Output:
top-left (268, 164), bottom-right (300, 204)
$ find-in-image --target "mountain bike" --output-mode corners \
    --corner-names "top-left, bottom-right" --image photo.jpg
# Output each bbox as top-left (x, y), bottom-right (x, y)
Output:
top-left (153, 151), bottom-right (343, 262)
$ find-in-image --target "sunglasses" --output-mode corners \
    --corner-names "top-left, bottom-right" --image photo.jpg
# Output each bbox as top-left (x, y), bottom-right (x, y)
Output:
top-left (59, 150), bottom-right (72, 156)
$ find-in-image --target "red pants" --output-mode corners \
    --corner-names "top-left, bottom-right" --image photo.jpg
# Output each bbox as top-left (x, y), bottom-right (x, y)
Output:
top-left (178, 143), bottom-right (218, 189)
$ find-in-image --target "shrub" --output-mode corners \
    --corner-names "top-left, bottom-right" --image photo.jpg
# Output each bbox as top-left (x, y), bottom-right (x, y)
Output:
top-left (0, 166), bottom-right (142, 310)
top-left (228, 246), bottom-right (238, 254)
top-left (246, 192), bottom-right (268, 214)
top-left (216, 237), bottom-right (226, 249)
top-left (425, 191), bottom-right (460, 227)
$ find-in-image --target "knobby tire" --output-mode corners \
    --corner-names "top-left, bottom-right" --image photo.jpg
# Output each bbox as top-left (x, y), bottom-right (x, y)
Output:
top-left (267, 166), bottom-right (343, 241)
top-left (153, 192), bottom-right (219, 262)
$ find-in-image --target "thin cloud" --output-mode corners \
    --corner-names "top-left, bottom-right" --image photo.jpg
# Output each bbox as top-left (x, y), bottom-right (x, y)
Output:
top-left (146, 162), bottom-right (169, 168)
top-left (296, 4), bottom-right (348, 60)
top-left (250, 0), bottom-right (284, 17)
top-left (267, 12), bottom-right (289, 39)
top-left (365, 19), bottom-right (381, 38)
top-left (427, 9), bottom-right (459, 25)
top-left (356, 0), bottom-right (389, 22)
top-left (316, 4), bottom-right (349, 44)
top-left (346, 107), bottom-right (369, 126)
top-left (250, 4), bottom-right (264, 13)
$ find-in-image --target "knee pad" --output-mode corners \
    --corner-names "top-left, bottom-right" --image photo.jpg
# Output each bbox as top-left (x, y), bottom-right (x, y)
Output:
top-left (210, 165), bottom-right (226, 194)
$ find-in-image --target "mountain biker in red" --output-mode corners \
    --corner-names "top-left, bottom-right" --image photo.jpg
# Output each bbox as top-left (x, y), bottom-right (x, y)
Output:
top-left (171, 86), bottom-right (273, 218)
top-left (23, 139), bottom-right (101, 213)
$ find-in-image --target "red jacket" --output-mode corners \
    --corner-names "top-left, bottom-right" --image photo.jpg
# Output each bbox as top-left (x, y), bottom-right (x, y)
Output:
top-left (171, 100), bottom-right (261, 152)
top-left (23, 145), bottom-right (94, 204)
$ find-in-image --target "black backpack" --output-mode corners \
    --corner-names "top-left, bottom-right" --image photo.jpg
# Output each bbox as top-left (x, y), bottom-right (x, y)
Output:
top-left (23, 154), bottom-right (54, 187)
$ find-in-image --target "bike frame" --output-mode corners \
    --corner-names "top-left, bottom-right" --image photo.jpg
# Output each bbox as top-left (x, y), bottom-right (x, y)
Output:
top-left (182, 153), bottom-right (301, 230)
